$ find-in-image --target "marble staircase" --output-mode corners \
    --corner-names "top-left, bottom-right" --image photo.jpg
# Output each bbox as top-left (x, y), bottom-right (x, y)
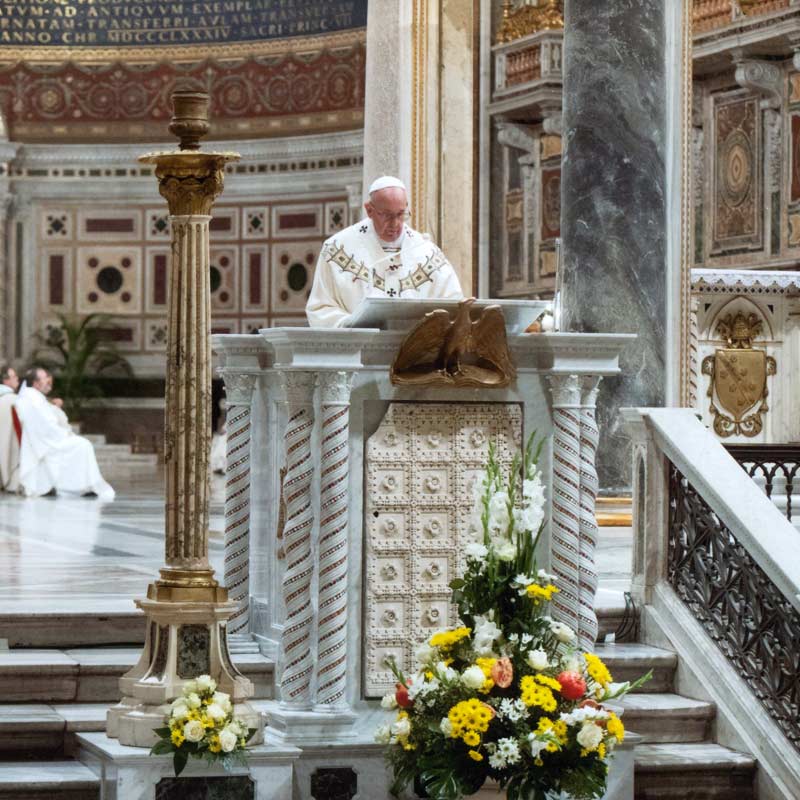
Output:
top-left (82, 432), bottom-right (159, 476)
top-left (0, 607), bottom-right (759, 800)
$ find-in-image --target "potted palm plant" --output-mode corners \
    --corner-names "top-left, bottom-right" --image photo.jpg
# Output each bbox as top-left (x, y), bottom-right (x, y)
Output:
top-left (34, 313), bottom-right (133, 421)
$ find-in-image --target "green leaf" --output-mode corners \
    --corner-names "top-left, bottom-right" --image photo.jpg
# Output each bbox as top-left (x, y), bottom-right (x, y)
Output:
top-left (153, 727), bottom-right (172, 738)
top-left (173, 748), bottom-right (189, 777)
top-left (150, 739), bottom-right (174, 756)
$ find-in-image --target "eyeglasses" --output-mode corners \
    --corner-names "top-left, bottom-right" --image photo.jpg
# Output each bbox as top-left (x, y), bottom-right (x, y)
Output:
top-left (372, 208), bottom-right (411, 223)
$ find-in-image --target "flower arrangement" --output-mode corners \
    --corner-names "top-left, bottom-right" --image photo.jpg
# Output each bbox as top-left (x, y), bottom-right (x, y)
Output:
top-left (376, 435), bottom-right (649, 799)
top-left (150, 675), bottom-right (257, 777)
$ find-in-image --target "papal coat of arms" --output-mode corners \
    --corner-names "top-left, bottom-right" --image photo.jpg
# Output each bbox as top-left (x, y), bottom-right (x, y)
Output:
top-left (701, 312), bottom-right (776, 438)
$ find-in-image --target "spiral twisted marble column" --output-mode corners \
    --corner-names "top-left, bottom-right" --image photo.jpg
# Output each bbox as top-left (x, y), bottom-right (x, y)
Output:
top-left (548, 375), bottom-right (583, 638)
top-left (578, 376), bottom-right (601, 650)
top-left (315, 372), bottom-right (353, 709)
top-left (279, 371), bottom-right (316, 708)
top-left (220, 371), bottom-right (257, 635)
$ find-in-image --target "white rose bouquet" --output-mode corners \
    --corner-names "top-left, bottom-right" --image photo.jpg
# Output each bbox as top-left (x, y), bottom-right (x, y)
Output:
top-left (150, 675), bottom-right (257, 776)
top-left (377, 434), bottom-right (650, 799)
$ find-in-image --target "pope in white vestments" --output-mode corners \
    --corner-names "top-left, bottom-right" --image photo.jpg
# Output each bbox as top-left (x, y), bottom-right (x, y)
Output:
top-left (306, 176), bottom-right (463, 328)
top-left (15, 367), bottom-right (114, 501)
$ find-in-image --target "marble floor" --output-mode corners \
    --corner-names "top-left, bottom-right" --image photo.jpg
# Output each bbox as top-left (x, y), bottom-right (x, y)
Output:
top-left (0, 471), bottom-right (226, 615)
top-left (0, 472), bottom-right (631, 615)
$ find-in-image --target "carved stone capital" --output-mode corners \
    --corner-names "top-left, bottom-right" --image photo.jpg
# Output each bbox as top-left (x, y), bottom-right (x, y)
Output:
top-left (548, 374), bottom-right (582, 407)
top-left (542, 113), bottom-right (562, 136)
top-left (734, 59), bottom-right (782, 109)
top-left (220, 371), bottom-right (258, 406)
top-left (319, 371), bottom-right (354, 405)
top-left (580, 375), bottom-right (602, 408)
top-left (282, 371), bottom-right (317, 406)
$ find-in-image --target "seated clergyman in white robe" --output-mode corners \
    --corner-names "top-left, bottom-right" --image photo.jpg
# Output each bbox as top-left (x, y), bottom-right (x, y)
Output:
top-left (15, 367), bottom-right (114, 501)
top-left (0, 364), bottom-right (20, 492)
top-left (306, 176), bottom-right (463, 328)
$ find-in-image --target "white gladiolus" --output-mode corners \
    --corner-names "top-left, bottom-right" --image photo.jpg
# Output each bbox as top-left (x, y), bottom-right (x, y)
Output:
top-left (195, 675), bottom-right (216, 694)
top-left (219, 727), bottom-right (238, 752)
top-left (527, 735), bottom-right (548, 758)
top-left (440, 717), bottom-right (454, 736)
top-left (381, 693), bottom-right (398, 710)
top-left (391, 716), bottom-right (411, 738)
top-left (550, 621), bottom-right (576, 643)
top-left (434, 661), bottom-right (458, 681)
top-left (461, 665), bottom-right (486, 689)
top-left (538, 568), bottom-right (557, 583)
top-left (577, 722), bottom-right (604, 750)
top-left (559, 707), bottom-right (610, 726)
top-left (375, 724), bottom-right (392, 744)
top-left (206, 703), bottom-right (226, 721)
top-left (183, 719), bottom-right (205, 743)
top-left (472, 615), bottom-right (502, 655)
top-left (465, 542), bottom-right (488, 560)
top-left (527, 649), bottom-right (549, 670)
top-left (185, 692), bottom-right (202, 709)
top-left (562, 654), bottom-right (580, 673)
top-left (494, 539), bottom-right (516, 562)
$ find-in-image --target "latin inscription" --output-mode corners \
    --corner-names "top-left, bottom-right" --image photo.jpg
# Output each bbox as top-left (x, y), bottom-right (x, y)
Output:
top-left (0, 0), bottom-right (367, 47)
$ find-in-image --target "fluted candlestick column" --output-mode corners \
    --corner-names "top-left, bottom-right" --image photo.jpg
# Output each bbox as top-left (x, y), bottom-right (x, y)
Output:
top-left (110, 90), bottom-right (262, 749)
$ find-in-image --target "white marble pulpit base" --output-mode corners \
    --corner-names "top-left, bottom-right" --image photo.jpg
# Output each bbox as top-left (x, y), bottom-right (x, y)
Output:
top-left (77, 731), bottom-right (301, 800)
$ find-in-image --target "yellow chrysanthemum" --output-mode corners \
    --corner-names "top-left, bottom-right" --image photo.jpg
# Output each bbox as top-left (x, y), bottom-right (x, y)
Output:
top-left (468, 749), bottom-right (483, 761)
top-left (402, 741), bottom-right (416, 751)
top-left (170, 729), bottom-right (185, 746)
top-left (429, 627), bottom-right (471, 649)
top-left (607, 712), bottom-right (625, 743)
top-left (519, 676), bottom-right (557, 711)
top-left (598, 743), bottom-right (607, 759)
top-left (545, 742), bottom-right (559, 753)
top-left (537, 717), bottom-right (553, 733)
top-left (553, 720), bottom-right (568, 742)
top-left (208, 735), bottom-right (221, 753)
top-left (534, 674), bottom-right (562, 692)
top-left (463, 730), bottom-right (480, 747)
top-left (584, 653), bottom-right (613, 688)
top-left (526, 583), bottom-right (559, 603)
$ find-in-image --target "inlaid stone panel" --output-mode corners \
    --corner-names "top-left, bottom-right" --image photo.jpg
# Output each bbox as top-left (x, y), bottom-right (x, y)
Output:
top-left (364, 402), bottom-right (522, 696)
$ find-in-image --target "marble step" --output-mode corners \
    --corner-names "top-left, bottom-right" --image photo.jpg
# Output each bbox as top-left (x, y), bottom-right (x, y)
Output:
top-left (0, 760), bottom-right (98, 799)
top-left (82, 434), bottom-right (106, 446)
top-left (1, 611), bottom-right (146, 648)
top-left (618, 693), bottom-right (714, 743)
top-left (634, 743), bottom-right (756, 799)
top-left (592, 643), bottom-right (677, 693)
top-left (0, 647), bottom-right (274, 703)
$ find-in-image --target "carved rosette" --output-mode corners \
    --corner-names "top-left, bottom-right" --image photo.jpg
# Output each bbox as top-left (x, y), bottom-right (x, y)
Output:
top-left (547, 375), bottom-right (583, 643)
top-left (279, 371), bottom-right (317, 707)
top-left (316, 371), bottom-right (354, 708)
top-left (220, 371), bottom-right (258, 635)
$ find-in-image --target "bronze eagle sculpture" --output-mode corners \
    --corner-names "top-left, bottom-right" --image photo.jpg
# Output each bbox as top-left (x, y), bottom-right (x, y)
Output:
top-left (390, 298), bottom-right (516, 388)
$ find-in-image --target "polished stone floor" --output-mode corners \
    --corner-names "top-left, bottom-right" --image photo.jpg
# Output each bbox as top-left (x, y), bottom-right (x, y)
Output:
top-left (0, 471), bottom-right (226, 614)
top-left (0, 471), bottom-right (631, 614)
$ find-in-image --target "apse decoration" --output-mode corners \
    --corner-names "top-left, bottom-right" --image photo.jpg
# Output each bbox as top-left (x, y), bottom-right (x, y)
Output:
top-left (701, 311), bottom-right (776, 438)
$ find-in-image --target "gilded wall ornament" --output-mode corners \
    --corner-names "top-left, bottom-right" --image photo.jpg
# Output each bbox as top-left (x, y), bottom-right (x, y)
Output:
top-left (701, 312), bottom-right (776, 438)
top-left (497, 0), bottom-right (563, 44)
top-left (390, 298), bottom-right (516, 388)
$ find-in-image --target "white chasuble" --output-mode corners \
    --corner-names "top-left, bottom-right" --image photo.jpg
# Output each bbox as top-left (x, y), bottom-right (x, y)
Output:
top-left (15, 386), bottom-right (115, 501)
top-left (306, 218), bottom-right (463, 328)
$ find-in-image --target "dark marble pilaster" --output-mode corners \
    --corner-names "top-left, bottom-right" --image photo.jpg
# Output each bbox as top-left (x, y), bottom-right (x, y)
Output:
top-left (560, 0), bottom-right (670, 491)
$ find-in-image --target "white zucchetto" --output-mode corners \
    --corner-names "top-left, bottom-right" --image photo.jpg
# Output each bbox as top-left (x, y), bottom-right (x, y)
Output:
top-left (368, 175), bottom-right (407, 195)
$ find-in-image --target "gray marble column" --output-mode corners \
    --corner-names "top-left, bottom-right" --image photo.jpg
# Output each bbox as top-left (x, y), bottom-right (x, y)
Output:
top-left (560, 0), bottom-right (684, 491)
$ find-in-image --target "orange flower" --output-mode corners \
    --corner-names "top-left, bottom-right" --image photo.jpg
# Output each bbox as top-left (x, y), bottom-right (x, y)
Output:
top-left (490, 657), bottom-right (513, 688)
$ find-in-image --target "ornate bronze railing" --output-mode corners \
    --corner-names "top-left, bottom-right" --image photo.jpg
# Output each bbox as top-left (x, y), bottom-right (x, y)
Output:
top-left (724, 444), bottom-right (800, 522)
top-left (667, 461), bottom-right (800, 753)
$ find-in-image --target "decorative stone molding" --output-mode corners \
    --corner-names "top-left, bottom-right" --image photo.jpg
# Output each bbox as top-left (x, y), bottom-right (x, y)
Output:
top-left (315, 371), bottom-right (354, 709)
top-left (279, 370), bottom-right (317, 708)
top-left (764, 107), bottom-right (783, 195)
top-left (495, 120), bottom-right (538, 154)
top-left (692, 268), bottom-right (800, 294)
top-left (734, 58), bottom-right (782, 109)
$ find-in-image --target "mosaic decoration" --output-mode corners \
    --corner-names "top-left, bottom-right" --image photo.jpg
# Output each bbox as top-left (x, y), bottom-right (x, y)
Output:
top-left (0, 43), bottom-right (365, 142)
top-left (325, 201), bottom-right (348, 235)
top-left (38, 197), bottom-right (341, 354)
top-left (364, 402), bottom-right (522, 696)
top-left (711, 92), bottom-right (761, 252)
